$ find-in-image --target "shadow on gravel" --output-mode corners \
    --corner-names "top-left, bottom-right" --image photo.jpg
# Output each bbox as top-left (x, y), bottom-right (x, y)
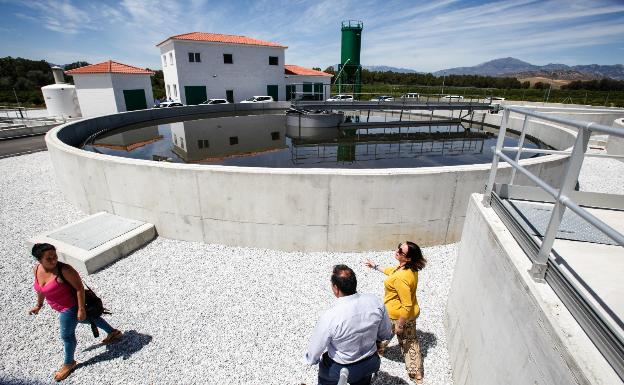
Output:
top-left (78, 330), bottom-right (152, 367)
top-left (383, 331), bottom-right (437, 363)
top-left (0, 377), bottom-right (50, 385)
top-left (372, 371), bottom-right (410, 384)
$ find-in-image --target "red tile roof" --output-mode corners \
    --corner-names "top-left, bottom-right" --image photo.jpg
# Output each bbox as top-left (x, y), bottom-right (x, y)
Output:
top-left (284, 65), bottom-right (332, 77)
top-left (157, 32), bottom-right (287, 48)
top-left (65, 60), bottom-right (154, 75)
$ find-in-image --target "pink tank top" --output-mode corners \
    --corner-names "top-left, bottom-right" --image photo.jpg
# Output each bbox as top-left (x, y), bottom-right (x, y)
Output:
top-left (33, 264), bottom-right (77, 312)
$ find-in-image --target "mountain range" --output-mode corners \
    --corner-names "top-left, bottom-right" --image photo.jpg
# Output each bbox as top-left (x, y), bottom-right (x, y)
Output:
top-left (433, 57), bottom-right (624, 80)
top-left (361, 58), bottom-right (623, 80)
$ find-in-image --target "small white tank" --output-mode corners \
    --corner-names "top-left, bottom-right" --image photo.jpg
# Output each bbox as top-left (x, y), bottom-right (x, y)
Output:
top-left (41, 66), bottom-right (82, 118)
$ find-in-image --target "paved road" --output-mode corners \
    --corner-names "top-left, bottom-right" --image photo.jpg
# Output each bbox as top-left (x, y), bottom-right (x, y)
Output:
top-left (0, 134), bottom-right (47, 159)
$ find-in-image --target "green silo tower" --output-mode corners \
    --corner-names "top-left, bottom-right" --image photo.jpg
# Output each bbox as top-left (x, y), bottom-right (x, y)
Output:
top-left (337, 20), bottom-right (363, 97)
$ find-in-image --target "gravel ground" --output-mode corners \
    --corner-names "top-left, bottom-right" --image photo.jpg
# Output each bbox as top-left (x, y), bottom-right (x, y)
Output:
top-left (1, 149), bottom-right (621, 385)
top-left (0, 152), bottom-right (457, 385)
top-left (578, 149), bottom-right (624, 194)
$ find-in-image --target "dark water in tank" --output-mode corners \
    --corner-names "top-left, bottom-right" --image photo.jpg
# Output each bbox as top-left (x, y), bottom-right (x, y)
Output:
top-left (82, 114), bottom-right (547, 169)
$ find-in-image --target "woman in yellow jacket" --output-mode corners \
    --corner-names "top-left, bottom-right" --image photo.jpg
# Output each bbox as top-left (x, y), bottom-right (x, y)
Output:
top-left (365, 241), bottom-right (426, 383)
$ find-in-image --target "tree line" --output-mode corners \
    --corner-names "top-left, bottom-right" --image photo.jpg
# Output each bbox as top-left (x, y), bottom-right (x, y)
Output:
top-left (561, 78), bottom-right (624, 91)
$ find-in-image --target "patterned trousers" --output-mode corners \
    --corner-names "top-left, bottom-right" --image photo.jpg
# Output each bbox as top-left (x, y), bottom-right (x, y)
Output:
top-left (391, 318), bottom-right (423, 380)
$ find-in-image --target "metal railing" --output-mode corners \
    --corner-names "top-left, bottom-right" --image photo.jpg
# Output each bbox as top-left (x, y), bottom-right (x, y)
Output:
top-left (482, 105), bottom-right (624, 379)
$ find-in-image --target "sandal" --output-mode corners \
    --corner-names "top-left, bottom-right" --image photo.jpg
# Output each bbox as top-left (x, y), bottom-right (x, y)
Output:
top-left (409, 371), bottom-right (423, 384)
top-left (102, 329), bottom-right (123, 344)
top-left (54, 360), bottom-right (77, 382)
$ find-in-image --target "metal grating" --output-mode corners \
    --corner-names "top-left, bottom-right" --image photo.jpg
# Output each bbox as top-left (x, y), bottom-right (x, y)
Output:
top-left (509, 199), bottom-right (619, 246)
top-left (48, 213), bottom-right (145, 251)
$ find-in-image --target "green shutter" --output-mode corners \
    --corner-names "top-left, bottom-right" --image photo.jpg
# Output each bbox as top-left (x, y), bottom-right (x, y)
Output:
top-left (267, 85), bottom-right (278, 101)
top-left (303, 83), bottom-right (312, 93)
top-left (123, 89), bottom-right (147, 111)
top-left (184, 86), bottom-right (207, 105)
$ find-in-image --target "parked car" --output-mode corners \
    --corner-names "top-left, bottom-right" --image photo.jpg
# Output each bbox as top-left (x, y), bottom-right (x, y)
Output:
top-left (402, 93), bottom-right (420, 99)
top-left (485, 96), bottom-right (505, 103)
top-left (240, 96), bottom-right (274, 103)
top-left (200, 98), bottom-right (229, 105)
top-left (370, 95), bottom-right (394, 102)
top-left (154, 101), bottom-right (184, 108)
top-left (442, 95), bottom-right (464, 100)
top-left (326, 94), bottom-right (354, 102)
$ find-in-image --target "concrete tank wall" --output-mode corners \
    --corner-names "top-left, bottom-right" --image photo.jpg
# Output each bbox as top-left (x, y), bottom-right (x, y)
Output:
top-left (446, 194), bottom-right (620, 385)
top-left (47, 102), bottom-right (575, 251)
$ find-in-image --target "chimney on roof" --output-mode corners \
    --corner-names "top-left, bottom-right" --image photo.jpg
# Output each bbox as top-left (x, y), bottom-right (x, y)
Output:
top-left (51, 66), bottom-right (65, 84)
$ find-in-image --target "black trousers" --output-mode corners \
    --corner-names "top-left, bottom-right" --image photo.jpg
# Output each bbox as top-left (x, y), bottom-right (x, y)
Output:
top-left (318, 352), bottom-right (380, 385)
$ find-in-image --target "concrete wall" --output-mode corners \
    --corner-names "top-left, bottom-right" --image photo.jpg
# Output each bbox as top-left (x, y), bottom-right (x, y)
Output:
top-left (607, 118), bottom-right (624, 161)
top-left (446, 194), bottom-right (620, 385)
top-left (73, 74), bottom-right (117, 117)
top-left (111, 73), bottom-right (154, 112)
top-left (46, 102), bottom-right (575, 251)
top-left (160, 40), bottom-right (286, 103)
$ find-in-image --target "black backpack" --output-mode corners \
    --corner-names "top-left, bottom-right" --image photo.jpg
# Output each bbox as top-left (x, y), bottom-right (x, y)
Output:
top-left (58, 262), bottom-right (111, 337)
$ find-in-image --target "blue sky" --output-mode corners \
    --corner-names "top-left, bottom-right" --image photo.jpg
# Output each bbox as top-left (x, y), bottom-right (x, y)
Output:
top-left (0, 0), bottom-right (623, 72)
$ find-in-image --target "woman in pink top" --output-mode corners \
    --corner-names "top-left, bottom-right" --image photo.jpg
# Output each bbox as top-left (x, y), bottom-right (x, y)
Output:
top-left (29, 243), bottom-right (122, 381)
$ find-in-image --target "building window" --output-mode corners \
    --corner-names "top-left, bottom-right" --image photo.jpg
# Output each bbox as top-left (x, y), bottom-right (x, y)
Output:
top-left (162, 55), bottom-right (167, 67)
top-left (173, 84), bottom-right (177, 98)
top-left (168, 52), bottom-right (174, 66)
top-left (180, 137), bottom-right (184, 149)
top-left (173, 133), bottom-right (177, 144)
top-left (188, 52), bottom-right (194, 62)
top-left (166, 84), bottom-right (171, 98)
top-left (226, 90), bottom-right (234, 103)
top-left (286, 85), bottom-right (296, 101)
top-left (188, 52), bottom-right (201, 62)
top-left (271, 131), bottom-right (280, 140)
top-left (198, 139), bottom-right (209, 149)
top-left (269, 56), bottom-right (278, 65)
top-left (223, 54), bottom-right (233, 64)
top-left (229, 136), bottom-right (238, 145)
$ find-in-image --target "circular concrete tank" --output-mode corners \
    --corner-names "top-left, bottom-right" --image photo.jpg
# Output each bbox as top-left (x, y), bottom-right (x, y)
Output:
top-left (46, 102), bottom-right (621, 252)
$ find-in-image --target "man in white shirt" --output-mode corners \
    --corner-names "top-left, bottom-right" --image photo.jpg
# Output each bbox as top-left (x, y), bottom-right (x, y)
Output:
top-left (305, 265), bottom-right (393, 385)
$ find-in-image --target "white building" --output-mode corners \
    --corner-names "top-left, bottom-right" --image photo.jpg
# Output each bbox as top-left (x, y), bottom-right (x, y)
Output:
top-left (284, 65), bottom-right (332, 101)
top-left (157, 32), bottom-right (332, 104)
top-left (65, 60), bottom-right (155, 118)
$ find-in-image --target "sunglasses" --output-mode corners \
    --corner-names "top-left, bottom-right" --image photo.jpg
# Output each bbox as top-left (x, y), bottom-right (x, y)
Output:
top-left (396, 243), bottom-right (405, 256)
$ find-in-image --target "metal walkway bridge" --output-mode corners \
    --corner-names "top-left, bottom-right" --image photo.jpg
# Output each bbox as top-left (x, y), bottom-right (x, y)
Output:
top-left (294, 100), bottom-right (498, 112)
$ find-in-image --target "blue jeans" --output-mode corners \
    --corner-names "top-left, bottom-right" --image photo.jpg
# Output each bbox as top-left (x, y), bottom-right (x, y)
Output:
top-left (59, 306), bottom-right (114, 364)
top-left (318, 352), bottom-right (380, 385)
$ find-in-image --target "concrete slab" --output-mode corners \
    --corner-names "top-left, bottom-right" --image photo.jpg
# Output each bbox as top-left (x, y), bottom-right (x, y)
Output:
top-left (27, 212), bottom-right (156, 275)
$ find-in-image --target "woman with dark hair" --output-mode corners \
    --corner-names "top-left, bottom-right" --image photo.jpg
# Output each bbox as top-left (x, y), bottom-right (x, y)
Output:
top-left (365, 241), bottom-right (426, 383)
top-left (28, 243), bottom-right (122, 381)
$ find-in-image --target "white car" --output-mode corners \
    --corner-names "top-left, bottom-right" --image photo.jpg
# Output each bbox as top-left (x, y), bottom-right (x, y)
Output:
top-left (201, 98), bottom-right (229, 105)
top-left (240, 96), bottom-right (274, 103)
top-left (443, 95), bottom-right (464, 100)
top-left (485, 96), bottom-right (505, 103)
top-left (154, 101), bottom-right (184, 108)
top-left (327, 94), bottom-right (354, 102)
top-left (370, 95), bottom-right (394, 102)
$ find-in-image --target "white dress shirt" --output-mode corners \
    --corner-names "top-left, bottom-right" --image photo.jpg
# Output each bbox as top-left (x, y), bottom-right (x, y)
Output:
top-left (305, 292), bottom-right (393, 365)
